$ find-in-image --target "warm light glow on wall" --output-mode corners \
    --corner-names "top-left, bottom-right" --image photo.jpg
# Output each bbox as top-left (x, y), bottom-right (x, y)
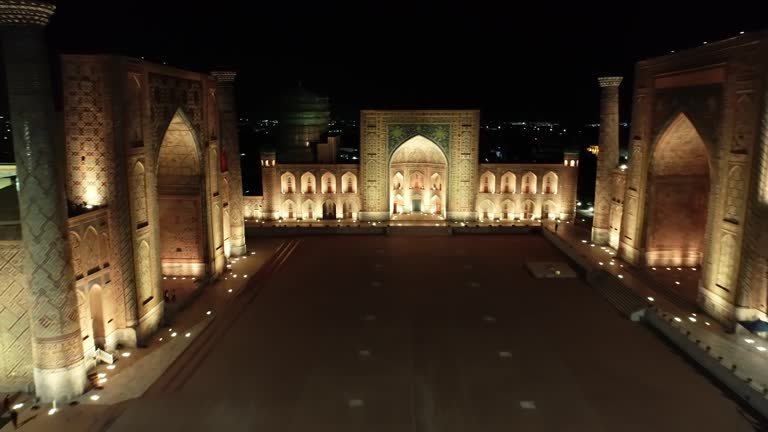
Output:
top-left (85, 185), bottom-right (101, 206)
top-left (587, 145), bottom-right (599, 155)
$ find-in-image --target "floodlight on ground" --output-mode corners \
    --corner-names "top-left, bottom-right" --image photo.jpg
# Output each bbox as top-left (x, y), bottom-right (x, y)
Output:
top-left (666, 268), bottom-right (671, 270)
top-left (206, 310), bottom-right (212, 315)
top-left (674, 317), bottom-right (682, 322)
top-left (171, 332), bottom-right (177, 337)
top-left (106, 365), bottom-right (116, 370)
top-left (185, 332), bottom-right (191, 337)
top-left (121, 352), bottom-right (131, 358)
top-left (705, 322), bottom-right (711, 326)
top-left (745, 339), bottom-right (755, 344)
top-left (675, 281), bottom-right (680, 285)
top-left (228, 289), bottom-right (233, 293)
top-left (617, 275), bottom-right (624, 279)
top-left (647, 297), bottom-right (654, 302)
top-left (97, 373), bottom-right (106, 378)
top-left (688, 317), bottom-right (697, 322)
top-left (158, 337), bottom-right (163, 341)
top-left (652, 267), bottom-right (656, 270)
top-left (581, 240), bottom-right (587, 243)
top-left (98, 378), bottom-right (107, 384)
top-left (90, 395), bottom-right (100, 401)
top-left (598, 262), bottom-right (603, 265)
top-left (12, 403), bottom-right (23, 410)
top-left (48, 408), bottom-right (57, 415)
top-left (758, 347), bottom-right (767, 352)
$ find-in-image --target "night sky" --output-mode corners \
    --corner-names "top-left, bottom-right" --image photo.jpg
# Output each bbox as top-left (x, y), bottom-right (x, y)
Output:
top-left (30, 1), bottom-right (763, 124)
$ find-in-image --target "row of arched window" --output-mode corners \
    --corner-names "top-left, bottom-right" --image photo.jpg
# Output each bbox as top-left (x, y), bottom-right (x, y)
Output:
top-left (478, 171), bottom-right (559, 195)
top-left (280, 172), bottom-right (358, 195)
top-left (477, 199), bottom-right (559, 220)
top-left (391, 172), bottom-right (442, 191)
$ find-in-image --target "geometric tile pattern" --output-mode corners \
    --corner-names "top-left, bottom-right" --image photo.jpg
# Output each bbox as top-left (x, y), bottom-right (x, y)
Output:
top-left (62, 60), bottom-right (109, 206)
top-left (5, 27), bottom-right (86, 386)
top-left (360, 111), bottom-right (480, 220)
top-left (149, 73), bottom-right (204, 151)
top-left (0, 243), bottom-right (32, 386)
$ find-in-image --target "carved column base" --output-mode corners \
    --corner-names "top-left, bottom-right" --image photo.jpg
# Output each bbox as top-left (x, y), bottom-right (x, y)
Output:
top-left (135, 301), bottom-right (164, 344)
top-left (230, 230), bottom-right (246, 256)
top-left (699, 286), bottom-right (736, 328)
top-left (619, 241), bottom-right (643, 265)
top-left (33, 361), bottom-right (87, 403)
top-left (591, 227), bottom-right (610, 245)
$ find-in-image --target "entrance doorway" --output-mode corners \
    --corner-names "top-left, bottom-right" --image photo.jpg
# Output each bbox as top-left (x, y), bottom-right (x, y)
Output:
top-left (323, 200), bottom-right (336, 219)
top-left (389, 135), bottom-right (447, 219)
top-left (412, 199), bottom-right (422, 212)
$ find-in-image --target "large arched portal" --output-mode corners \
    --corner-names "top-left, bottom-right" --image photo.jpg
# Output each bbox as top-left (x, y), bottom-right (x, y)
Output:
top-left (157, 111), bottom-right (208, 277)
top-left (389, 135), bottom-right (447, 219)
top-left (645, 114), bottom-right (710, 268)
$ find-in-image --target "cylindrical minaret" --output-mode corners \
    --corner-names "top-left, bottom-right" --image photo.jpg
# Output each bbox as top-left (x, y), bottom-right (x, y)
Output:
top-left (260, 151), bottom-right (278, 220)
top-left (0, 0), bottom-right (87, 401)
top-left (591, 76), bottom-right (622, 244)
top-left (212, 71), bottom-right (246, 256)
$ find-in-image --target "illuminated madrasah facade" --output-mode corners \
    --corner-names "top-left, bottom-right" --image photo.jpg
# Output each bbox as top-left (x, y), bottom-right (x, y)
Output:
top-left (591, 33), bottom-right (768, 327)
top-left (257, 110), bottom-right (579, 223)
top-left (0, 2), bottom-right (244, 400)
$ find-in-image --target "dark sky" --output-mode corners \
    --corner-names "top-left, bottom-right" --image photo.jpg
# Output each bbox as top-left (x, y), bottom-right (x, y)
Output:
top-left (32, 1), bottom-right (768, 122)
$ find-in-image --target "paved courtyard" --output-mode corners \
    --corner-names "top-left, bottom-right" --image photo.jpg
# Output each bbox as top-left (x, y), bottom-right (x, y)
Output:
top-left (107, 235), bottom-right (759, 431)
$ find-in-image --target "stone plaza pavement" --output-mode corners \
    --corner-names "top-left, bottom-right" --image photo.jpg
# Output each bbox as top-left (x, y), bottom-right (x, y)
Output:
top-left (545, 219), bottom-right (768, 418)
top-left (88, 236), bottom-right (761, 430)
top-left (1, 231), bottom-right (765, 431)
top-left (0, 238), bottom-right (287, 432)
